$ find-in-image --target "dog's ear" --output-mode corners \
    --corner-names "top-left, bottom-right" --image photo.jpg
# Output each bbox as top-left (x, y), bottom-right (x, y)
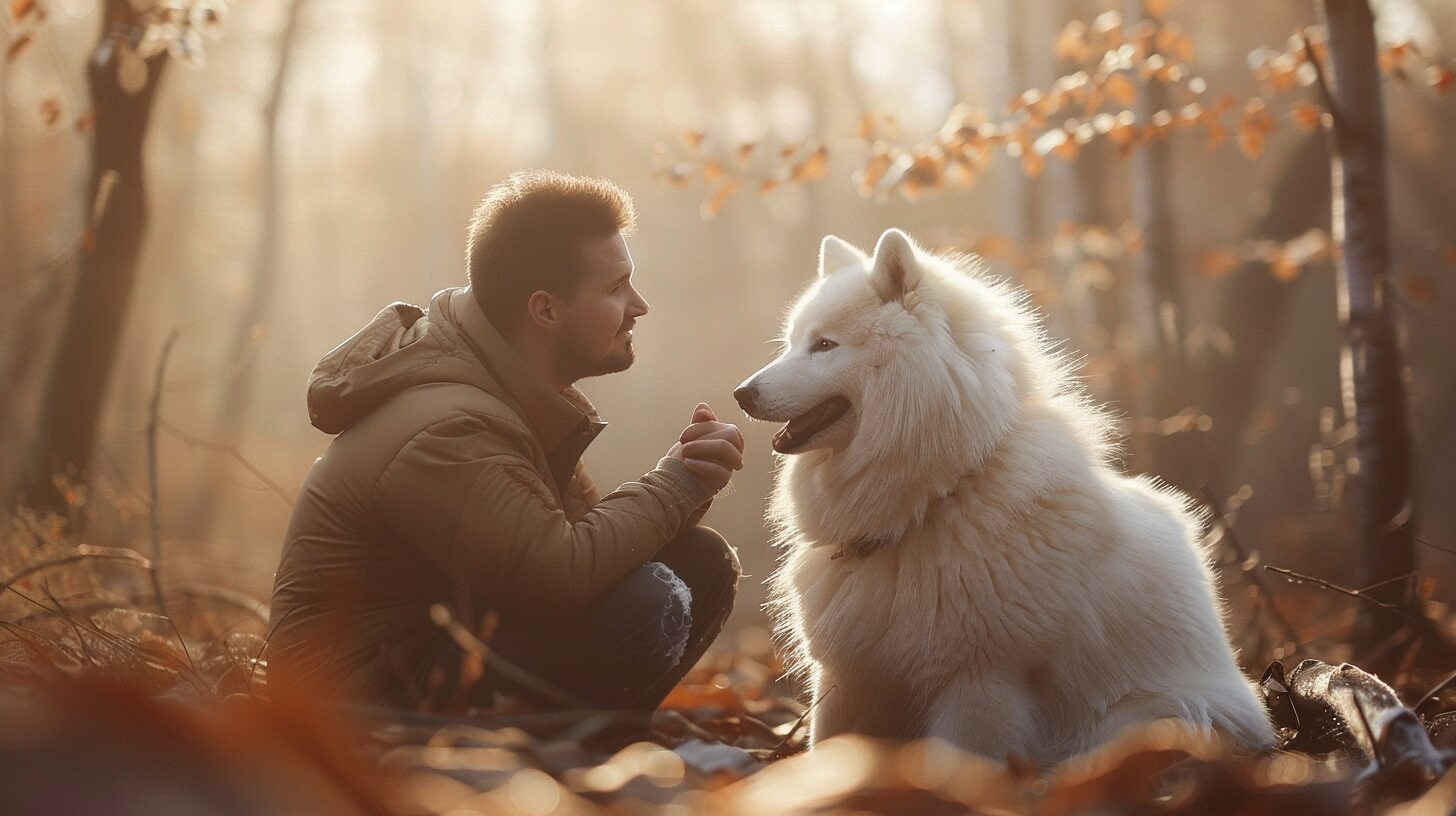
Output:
top-left (869, 228), bottom-right (921, 303)
top-left (818, 235), bottom-right (864, 278)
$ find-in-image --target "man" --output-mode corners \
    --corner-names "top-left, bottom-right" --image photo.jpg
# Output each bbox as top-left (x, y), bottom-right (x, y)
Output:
top-left (267, 171), bottom-right (744, 713)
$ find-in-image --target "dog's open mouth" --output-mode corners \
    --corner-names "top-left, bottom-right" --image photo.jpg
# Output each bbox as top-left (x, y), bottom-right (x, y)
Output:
top-left (772, 396), bottom-right (851, 454)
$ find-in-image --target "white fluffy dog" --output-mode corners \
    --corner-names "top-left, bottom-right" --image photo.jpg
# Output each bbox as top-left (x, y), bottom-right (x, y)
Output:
top-left (733, 229), bottom-right (1274, 765)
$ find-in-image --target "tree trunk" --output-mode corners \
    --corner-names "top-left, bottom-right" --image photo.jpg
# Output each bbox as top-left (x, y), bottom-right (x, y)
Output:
top-left (18, 3), bottom-right (168, 518)
top-left (1318, 0), bottom-right (1418, 646)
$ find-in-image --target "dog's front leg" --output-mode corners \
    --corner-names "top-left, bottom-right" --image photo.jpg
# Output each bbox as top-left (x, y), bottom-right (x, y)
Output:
top-left (807, 670), bottom-right (878, 745)
top-left (922, 671), bottom-right (1039, 762)
top-left (807, 670), bottom-right (919, 745)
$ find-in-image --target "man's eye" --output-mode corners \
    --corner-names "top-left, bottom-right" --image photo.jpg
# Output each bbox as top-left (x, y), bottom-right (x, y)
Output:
top-left (811, 338), bottom-right (838, 353)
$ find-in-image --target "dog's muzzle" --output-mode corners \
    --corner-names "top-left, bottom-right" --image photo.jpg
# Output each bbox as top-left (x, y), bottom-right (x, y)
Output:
top-left (733, 382), bottom-right (761, 417)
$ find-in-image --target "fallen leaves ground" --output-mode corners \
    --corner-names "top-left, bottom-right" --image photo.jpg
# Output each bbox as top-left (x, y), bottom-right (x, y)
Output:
top-left (3, 508), bottom-right (1455, 814)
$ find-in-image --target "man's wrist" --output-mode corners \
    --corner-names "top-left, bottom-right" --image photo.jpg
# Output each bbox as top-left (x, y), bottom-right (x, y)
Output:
top-left (654, 456), bottom-right (717, 509)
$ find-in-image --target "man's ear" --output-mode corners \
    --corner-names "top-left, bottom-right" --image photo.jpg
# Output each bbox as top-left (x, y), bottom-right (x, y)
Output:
top-left (819, 234), bottom-right (865, 278)
top-left (869, 228), bottom-right (921, 304)
top-left (525, 290), bottom-right (559, 329)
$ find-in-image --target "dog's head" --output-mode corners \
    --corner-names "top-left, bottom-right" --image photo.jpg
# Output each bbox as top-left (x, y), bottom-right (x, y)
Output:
top-left (736, 228), bottom-right (1041, 472)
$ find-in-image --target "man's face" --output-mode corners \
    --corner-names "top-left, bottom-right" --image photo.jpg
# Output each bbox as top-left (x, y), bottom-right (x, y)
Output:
top-left (552, 232), bottom-right (650, 382)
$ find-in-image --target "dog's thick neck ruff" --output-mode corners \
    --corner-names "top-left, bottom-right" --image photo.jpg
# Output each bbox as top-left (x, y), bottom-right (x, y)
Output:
top-left (826, 463), bottom-right (986, 560)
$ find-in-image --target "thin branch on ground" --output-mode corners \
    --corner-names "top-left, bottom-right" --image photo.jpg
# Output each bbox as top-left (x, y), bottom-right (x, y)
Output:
top-left (1263, 566), bottom-right (1456, 659)
top-left (0, 580), bottom-right (182, 677)
top-left (1265, 565), bottom-right (1415, 618)
top-left (1414, 534), bottom-right (1456, 558)
top-left (1353, 571), bottom-right (1419, 596)
top-left (2, 547), bottom-right (152, 587)
top-left (146, 329), bottom-right (180, 621)
top-left (248, 605), bottom-right (296, 692)
top-left (771, 684), bottom-right (837, 759)
top-left (144, 329), bottom-right (199, 680)
top-left (429, 603), bottom-right (592, 711)
top-left (0, 619), bottom-right (82, 663)
top-left (1415, 669), bottom-right (1456, 711)
top-left (41, 584), bottom-right (97, 667)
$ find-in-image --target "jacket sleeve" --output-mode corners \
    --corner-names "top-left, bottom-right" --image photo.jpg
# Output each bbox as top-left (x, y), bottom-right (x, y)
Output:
top-left (372, 412), bottom-right (715, 620)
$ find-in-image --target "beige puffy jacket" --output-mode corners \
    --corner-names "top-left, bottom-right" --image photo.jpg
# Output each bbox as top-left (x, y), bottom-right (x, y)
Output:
top-left (266, 286), bottom-right (713, 703)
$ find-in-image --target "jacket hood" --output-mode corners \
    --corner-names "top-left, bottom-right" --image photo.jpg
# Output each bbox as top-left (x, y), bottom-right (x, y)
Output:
top-left (306, 291), bottom-right (498, 434)
top-left (305, 288), bottom-right (605, 466)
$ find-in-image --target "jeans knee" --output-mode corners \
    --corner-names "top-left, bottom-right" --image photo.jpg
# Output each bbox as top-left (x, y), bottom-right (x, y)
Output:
top-left (606, 562), bottom-right (692, 670)
top-left (679, 526), bottom-right (743, 583)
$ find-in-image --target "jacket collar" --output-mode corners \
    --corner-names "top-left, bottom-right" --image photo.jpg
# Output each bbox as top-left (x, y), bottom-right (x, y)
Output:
top-left (433, 287), bottom-right (606, 483)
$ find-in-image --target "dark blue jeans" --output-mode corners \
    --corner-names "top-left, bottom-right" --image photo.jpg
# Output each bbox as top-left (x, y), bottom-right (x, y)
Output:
top-left (481, 526), bottom-right (740, 711)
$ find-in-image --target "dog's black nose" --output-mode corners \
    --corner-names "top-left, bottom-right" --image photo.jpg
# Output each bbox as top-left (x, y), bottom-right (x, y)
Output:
top-left (734, 384), bottom-right (759, 415)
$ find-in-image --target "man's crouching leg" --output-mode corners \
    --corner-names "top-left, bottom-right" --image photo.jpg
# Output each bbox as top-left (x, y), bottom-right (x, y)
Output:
top-left (485, 526), bottom-right (740, 712)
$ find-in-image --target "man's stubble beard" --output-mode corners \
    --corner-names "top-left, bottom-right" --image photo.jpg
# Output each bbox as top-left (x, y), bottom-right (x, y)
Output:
top-left (557, 333), bottom-right (635, 383)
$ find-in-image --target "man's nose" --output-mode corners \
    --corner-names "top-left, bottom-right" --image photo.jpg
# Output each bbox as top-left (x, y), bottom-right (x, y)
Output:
top-left (733, 381), bottom-right (759, 415)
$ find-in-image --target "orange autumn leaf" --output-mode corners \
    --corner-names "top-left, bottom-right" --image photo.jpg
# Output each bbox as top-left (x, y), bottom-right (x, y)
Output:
top-left (660, 682), bottom-right (743, 711)
top-left (1142, 0), bottom-right (1174, 20)
top-left (1105, 111), bottom-right (1139, 146)
top-left (6, 32), bottom-right (32, 61)
top-left (1269, 251), bottom-right (1300, 282)
top-left (1198, 247), bottom-right (1242, 278)
top-left (1156, 24), bottom-right (1195, 64)
top-left (1290, 101), bottom-right (1324, 130)
top-left (850, 114), bottom-right (897, 141)
top-left (1378, 42), bottom-right (1412, 79)
top-left (1054, 21), bottom-right (1090, 64)
top-left (790, 145), bottom-right (829, 182)
top-left (1104, 72), bottom-right (1137, 107)
top-left (1237, 98), bottom-right (1273, 159)
top-left (854, 150), bottom-right (895, 197)
top-left (902, 152), bottom-right (945, 194)
top-left (40, 96), bottom-right (60, 126)
top-left (1019, 149), bottom-right (1045, 178)
top-left (699, 179), bottom-right (739, 220)
top-left (1402, 273), bottom-right (1436, 304)
top-left (1204, 119), bottom-right (1227, 150)
top-left (1118, 220), bottom-right (1144, 255)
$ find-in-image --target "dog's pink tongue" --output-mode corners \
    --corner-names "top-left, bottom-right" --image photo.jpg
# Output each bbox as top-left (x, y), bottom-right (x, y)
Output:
top-left (772, 424), bottom-right (796, 453)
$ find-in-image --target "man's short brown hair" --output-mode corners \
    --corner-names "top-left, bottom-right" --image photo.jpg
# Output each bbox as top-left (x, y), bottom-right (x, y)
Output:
top-left (466, 170), bottom-right (637, 332)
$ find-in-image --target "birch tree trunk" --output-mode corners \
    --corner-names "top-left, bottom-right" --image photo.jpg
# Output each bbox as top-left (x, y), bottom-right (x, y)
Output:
top-left (1318, 0), bottom-right (1418, 646)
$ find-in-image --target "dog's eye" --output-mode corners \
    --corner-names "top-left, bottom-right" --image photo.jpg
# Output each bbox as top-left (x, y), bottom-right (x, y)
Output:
top-left (811, 338), bottom-right (838, 353)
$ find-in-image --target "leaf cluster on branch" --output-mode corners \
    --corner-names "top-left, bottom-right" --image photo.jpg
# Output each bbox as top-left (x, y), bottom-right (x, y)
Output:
top-left (655, 6), bottom-right (1454, 218)
top-left (4, 0), bottom-right (227, 135)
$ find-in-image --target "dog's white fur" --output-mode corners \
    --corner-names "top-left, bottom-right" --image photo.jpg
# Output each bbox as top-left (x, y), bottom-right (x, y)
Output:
top-left (737, 229), bottom-right (1274, 765)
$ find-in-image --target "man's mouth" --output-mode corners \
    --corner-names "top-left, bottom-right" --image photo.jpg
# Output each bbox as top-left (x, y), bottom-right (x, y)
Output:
top-left (772, 396), bottom-right (851, 454)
